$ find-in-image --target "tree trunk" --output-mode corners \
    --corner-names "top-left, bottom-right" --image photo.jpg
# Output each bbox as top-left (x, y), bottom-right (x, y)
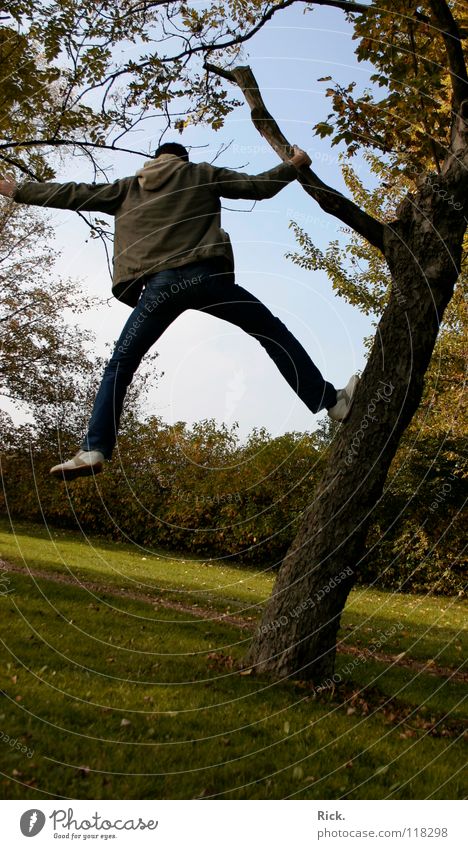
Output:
top-left (246, 163), bottom-right (467, 681)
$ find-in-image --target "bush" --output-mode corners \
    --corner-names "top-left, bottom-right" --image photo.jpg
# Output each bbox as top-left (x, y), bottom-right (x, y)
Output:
top-left (1, 418), bottom-right (464, 595)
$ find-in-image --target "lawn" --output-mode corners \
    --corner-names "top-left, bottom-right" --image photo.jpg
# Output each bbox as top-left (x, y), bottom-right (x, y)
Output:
top-left (0, 517), bottom-right (466, 800)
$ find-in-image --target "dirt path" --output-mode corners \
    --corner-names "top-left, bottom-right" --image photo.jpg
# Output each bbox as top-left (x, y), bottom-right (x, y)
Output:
top-left (2, 559), bottom-right (466, 684)
top-left (0, 558), bottom-right (255, 628)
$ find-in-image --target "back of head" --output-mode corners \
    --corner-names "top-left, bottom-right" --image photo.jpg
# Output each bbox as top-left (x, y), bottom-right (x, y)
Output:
top-left (154, 142), bottom-right (189, 162)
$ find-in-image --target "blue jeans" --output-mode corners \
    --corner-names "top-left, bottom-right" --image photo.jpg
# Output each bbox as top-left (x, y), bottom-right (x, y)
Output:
top-left (81, 259), bottom-right (337, 458)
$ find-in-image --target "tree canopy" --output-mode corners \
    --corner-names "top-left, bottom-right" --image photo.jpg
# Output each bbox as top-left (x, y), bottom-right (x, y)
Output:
top-left (0, 199), bottom-right (94, 411)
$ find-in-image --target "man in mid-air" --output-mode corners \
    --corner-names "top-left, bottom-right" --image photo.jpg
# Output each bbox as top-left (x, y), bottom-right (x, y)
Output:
top-left (0, 142), bottom-right (358, 479)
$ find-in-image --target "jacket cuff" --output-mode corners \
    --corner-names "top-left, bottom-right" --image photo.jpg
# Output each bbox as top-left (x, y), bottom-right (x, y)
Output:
top-left (12, 183), bottom-right (30, 203)
top-left (277, 162), bottom-right (300, 181)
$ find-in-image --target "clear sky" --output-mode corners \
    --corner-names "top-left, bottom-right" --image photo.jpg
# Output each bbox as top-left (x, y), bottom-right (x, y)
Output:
top-left (9, 3), bottom-right (379, 439)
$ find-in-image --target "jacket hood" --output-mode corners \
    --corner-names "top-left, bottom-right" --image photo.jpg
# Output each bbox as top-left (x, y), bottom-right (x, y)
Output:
top-left (135, 154), bottom-right (187, 191)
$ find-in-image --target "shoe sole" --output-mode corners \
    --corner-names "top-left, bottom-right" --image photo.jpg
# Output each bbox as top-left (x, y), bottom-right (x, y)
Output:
top-left (50, 462), bottom-right (103, 481)
top-left (341, 376), bottom-right (360, 422)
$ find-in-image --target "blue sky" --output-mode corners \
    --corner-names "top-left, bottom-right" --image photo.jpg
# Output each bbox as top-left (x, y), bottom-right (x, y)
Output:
top-left (9, 3), bottom-right (380, 438)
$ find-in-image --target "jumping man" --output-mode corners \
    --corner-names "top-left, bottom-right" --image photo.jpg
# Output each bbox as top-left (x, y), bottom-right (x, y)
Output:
top-left (0, 142), bottom-right (359, 479)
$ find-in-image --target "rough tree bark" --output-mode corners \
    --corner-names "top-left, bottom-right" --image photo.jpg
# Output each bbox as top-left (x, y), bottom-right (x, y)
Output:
top-left (205, 6), bottom-right (468, 681)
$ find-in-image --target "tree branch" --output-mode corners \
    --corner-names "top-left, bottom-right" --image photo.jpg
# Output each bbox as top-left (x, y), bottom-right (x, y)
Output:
top-left (0, 138), bottom-right (150, 160)
top-left (77, 1), bottom-right (370, 98)
top-left (407, 19), bottom-right (442, 173)
top-left (186, 1), bottom-right (371, 58)
top-left (428, 0), bottom-right (468, 112)
top-left (0, 154), bottom-right (43, 182)
top-left (306, 0), bottom-right (370, 12)
top-left (204, 62), bottom-right (385, 252)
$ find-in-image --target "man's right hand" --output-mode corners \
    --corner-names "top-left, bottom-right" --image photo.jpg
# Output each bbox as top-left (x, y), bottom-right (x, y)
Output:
top-left (289, 145), bottom-right (312, 168)
top-left (0, 177), bottom-right (17, 198)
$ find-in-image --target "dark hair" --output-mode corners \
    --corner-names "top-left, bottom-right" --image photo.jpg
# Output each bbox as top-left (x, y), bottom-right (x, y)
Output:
top-left (154, 142), bottom-right (189, 162)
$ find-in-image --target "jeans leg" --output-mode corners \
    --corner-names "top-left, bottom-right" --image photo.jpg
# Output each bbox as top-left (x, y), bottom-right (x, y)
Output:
top-left (199, 281), bottom-right (337, 414)
top-left (81, 276), bottom-right (183, 459)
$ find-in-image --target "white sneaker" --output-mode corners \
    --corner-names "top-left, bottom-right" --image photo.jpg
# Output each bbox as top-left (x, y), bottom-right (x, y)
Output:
top-left (328, 374), bottom-right (360, 422)
top-left (50, 450), bottom-right (105, 480)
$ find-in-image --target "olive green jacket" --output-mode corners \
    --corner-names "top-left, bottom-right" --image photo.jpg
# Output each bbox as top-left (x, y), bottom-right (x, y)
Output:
top-left (13, 155), bottom-right (298, 307)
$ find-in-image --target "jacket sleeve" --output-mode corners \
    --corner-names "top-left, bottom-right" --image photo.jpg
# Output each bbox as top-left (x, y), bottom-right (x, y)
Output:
top-left (209, 161), bottom-right (298, 200)
top-left (12, 178), bottom-right (128, 214)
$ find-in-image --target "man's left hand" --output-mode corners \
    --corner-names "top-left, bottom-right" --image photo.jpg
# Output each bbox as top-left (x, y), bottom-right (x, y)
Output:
top-left (289, 146), bottom-right (312, 168)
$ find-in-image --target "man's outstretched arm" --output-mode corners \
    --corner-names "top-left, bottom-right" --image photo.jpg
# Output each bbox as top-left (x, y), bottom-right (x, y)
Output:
top-left (0, 176), bottom-right (128, 214)
top-left (210, 145), bottom-right (312, 200)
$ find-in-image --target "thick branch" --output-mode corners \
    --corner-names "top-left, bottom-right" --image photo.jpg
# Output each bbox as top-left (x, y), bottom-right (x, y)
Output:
top-left (205, 62), bottom-right (385, 252)
top-left (441, 99), bottom-right (468, 178)
top-left (285, 0), bottom-right (370, 13)
top-left (407, 20), bottom-right (441, 173)
top-left (429, 0), bottom-right (468, 112)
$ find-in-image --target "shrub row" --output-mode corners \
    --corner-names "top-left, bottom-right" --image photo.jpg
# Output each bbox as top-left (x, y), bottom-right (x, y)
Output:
top-left (0, 418), bottom-right (464, 595)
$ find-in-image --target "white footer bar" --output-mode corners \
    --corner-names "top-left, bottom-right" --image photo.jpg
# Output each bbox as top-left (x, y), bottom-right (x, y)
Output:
top-left (1, 800), bottom-right (465, 848)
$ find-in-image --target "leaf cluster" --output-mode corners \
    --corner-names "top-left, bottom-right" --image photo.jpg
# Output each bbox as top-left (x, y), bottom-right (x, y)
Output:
top-left (313, 1), bottom-right (467, 178)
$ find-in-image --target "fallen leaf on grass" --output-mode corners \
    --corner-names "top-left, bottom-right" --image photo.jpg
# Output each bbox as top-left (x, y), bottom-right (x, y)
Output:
top-left (207, 652), bottom-right (235, 670)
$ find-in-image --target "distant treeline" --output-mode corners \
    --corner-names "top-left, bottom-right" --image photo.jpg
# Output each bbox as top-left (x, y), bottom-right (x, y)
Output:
top-left (1, 416), bottom-right (464, 596)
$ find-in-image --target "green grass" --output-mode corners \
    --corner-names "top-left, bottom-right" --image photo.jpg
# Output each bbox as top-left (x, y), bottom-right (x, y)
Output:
top-left (0, 517), bottom-right (466, 799)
